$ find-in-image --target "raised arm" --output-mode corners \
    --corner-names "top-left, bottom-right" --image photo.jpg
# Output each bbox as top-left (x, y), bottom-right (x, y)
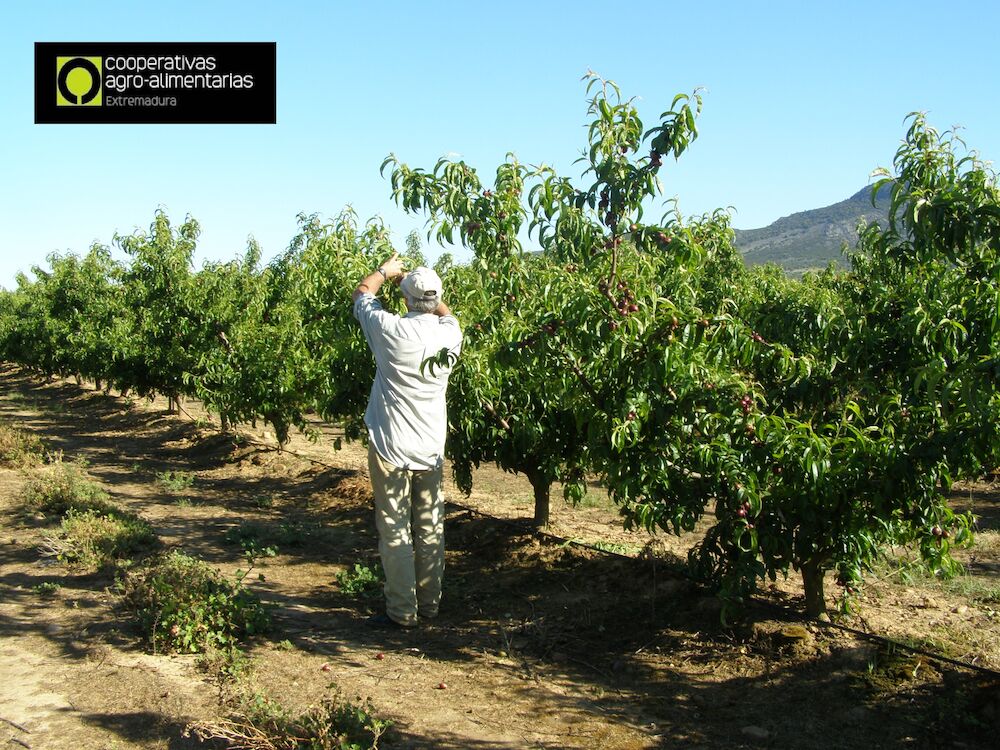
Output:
top-left (353, 252), bottom-right (405, 301)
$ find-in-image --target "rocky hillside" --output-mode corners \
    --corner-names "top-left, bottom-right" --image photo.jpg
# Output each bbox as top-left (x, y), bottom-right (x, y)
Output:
top-left (734, 186), bottom-right (891, 275)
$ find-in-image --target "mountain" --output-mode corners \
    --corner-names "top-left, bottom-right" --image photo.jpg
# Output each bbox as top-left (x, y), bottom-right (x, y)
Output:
top-left (733, 186), bottom-right (891, 275)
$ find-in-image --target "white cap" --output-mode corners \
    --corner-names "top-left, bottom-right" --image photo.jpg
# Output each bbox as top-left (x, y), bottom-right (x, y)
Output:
top-left (400, 266), bottom-right (443, 300)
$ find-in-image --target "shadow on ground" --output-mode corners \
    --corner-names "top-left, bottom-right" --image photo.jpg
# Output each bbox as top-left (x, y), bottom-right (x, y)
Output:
top-left (0, 365), bottom-right (996, 750)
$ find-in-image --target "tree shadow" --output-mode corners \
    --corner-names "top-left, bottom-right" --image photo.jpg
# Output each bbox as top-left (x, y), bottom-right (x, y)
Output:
top-left (1, 366), bottom-right (995, 750)
top-left (951, 480), bottom-right (1000, 533)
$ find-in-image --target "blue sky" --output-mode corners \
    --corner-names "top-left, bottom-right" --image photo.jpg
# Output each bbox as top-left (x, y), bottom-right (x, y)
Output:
top-left (2, 1), bottom-right (998, 287)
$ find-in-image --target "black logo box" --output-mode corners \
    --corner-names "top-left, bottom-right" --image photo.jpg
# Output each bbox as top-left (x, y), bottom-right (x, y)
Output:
top-left (35, 42), bottom-right (276, 124)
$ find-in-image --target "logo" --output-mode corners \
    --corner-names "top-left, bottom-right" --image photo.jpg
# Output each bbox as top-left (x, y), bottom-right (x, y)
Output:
top-left (56, 56), bottom-right (102, 106)
top-left (37, 43), bottom-right (275, 124)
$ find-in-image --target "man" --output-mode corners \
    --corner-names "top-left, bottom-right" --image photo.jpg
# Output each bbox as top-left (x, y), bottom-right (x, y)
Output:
top-left (352, 253), bottom-right (462, 628)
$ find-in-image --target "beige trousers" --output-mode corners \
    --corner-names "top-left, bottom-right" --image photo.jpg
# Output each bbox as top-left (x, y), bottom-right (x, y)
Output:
top-left (367, 444), bottom-right (445, 626)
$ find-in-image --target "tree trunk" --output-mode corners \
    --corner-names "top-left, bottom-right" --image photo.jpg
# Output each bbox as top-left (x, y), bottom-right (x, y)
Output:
top-left (525, 468), bottom-right (551, 528)
top-left (167, 395), bottom-right (180, 414)
top-left (74, 373), bottom-right (81, 386)
top-left (801, 560), bottom-right (827, 618)
top-left (95, 377), bottom-right (102, 391)
top-left (220, 412), bottom-right (231, 431)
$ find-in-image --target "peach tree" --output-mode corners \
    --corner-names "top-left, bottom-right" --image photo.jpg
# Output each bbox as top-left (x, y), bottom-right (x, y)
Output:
top-left (381, 74), bottom-right (718, 527)
top-left (383, 77), bottom-right (997, 618)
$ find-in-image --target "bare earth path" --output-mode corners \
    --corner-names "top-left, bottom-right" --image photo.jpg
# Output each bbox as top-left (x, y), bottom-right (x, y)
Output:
top-left (1, 364), bottom-right (997, 749)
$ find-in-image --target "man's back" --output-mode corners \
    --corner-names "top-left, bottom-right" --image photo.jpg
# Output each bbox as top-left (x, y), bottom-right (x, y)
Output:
top-left (353, 293), bottom-right (462, 470)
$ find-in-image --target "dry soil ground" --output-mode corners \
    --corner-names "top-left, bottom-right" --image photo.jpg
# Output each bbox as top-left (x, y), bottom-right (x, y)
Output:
top-left (1, 364), bottom-right (998, 749)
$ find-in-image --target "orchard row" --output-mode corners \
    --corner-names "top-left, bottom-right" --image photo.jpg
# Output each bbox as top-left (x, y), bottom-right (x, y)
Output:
top-left (3, 76), bottom-right (998, 616)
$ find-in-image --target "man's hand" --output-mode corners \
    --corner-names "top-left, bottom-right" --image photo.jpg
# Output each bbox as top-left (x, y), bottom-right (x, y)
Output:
top-left (381, 252), bottom-right (405, 281)
top-left (354, 252), bottom-right (406, 301)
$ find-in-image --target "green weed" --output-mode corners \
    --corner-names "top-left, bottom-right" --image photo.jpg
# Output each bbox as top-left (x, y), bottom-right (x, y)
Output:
top-left (336, 563), bottom-right (382, 597)
top-left (156, 469), bottom-right (195, 492)
top-left (32, 581), bottom-right (61, 596)
top-left (0, 421), bottom-right (45, 467)
top-left (118, 550), bottom-right (271, 654)
top-left (22, 459), bottom-right (111, 517)
top-left (880, 554), bottom-right (1000, 605)
top-left (248, 494), bottom-right (275, 509)
top-left (186, 686), bottom-right (390, 750)
top-left (584, 539), bottom-right (641, 556)
top-left (44, 507), bottom-right (157, 569)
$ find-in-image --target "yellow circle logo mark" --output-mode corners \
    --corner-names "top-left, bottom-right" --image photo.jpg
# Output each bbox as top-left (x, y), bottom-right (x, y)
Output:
top-left (56, 57), bottom-right (102, 106)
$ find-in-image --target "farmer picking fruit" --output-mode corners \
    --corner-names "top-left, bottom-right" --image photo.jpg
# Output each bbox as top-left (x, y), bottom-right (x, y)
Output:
top-left (353, 254), bottom-right (463, 628)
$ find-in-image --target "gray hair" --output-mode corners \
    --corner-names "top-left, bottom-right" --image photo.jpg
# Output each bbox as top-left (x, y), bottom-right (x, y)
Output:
top-left (405, 294), bottom-right (439, 314)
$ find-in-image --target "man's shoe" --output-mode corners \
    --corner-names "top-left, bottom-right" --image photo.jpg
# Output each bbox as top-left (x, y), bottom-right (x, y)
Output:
top-left (366, 613), bottom-right (415, 629)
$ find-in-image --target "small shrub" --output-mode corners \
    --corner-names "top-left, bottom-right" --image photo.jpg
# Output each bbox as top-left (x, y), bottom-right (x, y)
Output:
top-left (156, 469), bottom-right (195, 492)
top-left (249, 494), bottom-right (275, 509)
top-left (336, 563), bottom-right (382, 597)
top-left (0, 422), bottom-right (45, 467)
top-left (32, 581), bottom-right (61, 596)
top-left (44, 507), bottom-right (157, 569)
top-left (197, 643), bottom-right (254, 685)
top-left (119, 550), bottom-right (271, 653)
top-left (23, 459), bottom-right (111, 517)
top-left (186, 687), bottom-right (390, 750)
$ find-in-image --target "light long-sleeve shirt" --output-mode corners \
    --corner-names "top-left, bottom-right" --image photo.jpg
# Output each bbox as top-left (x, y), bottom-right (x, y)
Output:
top-left (353, 293), bottom-right (462, 470)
